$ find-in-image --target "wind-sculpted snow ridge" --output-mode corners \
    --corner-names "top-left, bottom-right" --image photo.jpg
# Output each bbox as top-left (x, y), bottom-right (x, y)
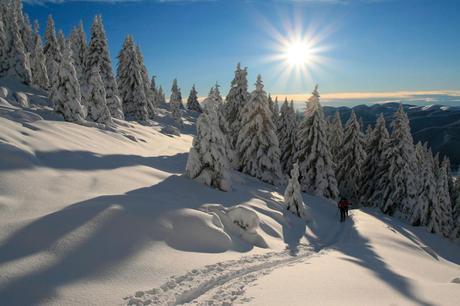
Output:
top-left (123, 246), bottom-right (317, 306)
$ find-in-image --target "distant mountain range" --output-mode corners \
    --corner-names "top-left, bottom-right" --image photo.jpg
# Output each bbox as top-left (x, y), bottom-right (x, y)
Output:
top-left (323, 103), bottom-right (460, 167)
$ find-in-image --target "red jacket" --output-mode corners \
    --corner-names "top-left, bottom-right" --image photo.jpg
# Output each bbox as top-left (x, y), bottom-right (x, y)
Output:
top-left (338, 199), bottom-right (350, 209)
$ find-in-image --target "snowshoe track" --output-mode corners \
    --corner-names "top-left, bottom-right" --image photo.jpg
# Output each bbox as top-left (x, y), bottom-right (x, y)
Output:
top-left (123, 246), bottom-right (318, 306)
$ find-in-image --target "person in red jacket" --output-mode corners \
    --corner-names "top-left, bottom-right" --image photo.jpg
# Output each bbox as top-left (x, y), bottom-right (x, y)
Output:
top-left (338, 197), bottom-right (351, 222)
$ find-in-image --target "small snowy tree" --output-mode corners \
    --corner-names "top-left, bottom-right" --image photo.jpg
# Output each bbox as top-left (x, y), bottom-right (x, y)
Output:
top-left (170, 78), bottom-right (183, 125)
top-left (225, 63), bottom-right (249, 149)
top-left (186, 88), bottom-right (231, 191)
top-left (380, 105), bottom-right (418, 219)
top-left (236, 75), bottom-right (282, 185)
top-left (410, 143), bottom-right (437, 226)
top-left (43, 15), bottom-right (61, 86)
top-left (428, 160), bottom-right (454, 237)
top-left (30, 21), bottom-right (49, 90)
top-left (284, 162), bottom-right (307, 218)
top-left (69, 21), bottom-right (87, 85)
top-left (294, 85), bottom-right (339, 200)
top-left (336, 111), bottom-right (367, 202)
top-left (277, 97), bottom-right (297, 174)
top-left (328, 110), bottom-right (344, 165)
top-left (273, 97), bottom-right (280, 125)
top-left (186, 84), bottom-right (202, 112)
top-left (50, 41), bottom-right (85, 123)
top-left (86, 15), bottom-right (124, 120)
top-left (360, 114), bottom-right (391, 207)
top-left (86, 66), bottom-right (112, 124)
top-left (135, 44), bottom-right (155, 118)
top-left (117, 35), bottom-right (148, 121)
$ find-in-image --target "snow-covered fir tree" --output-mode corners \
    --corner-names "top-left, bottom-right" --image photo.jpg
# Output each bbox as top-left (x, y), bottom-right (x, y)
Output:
top-left (57, 30), bottom-right (66, 53)
top-left (336, 111), bottom-right (367, 202)
top-left (156, 85), bottom-right (167, 108)
top-left (116, 35), bottom-right (148, 121)
top-left (186, 84), bottom-right (202, 112)
top-left (43, 15), bottom-right (61, 85)
top-left (0, 15), bottom-right (10, 77)
top-left (21, 13), bottom-right (34, 55)
top-left (135, 44), bottom-right (155, 118)
top-left (225, 63), bottom-right (249, 149)
top-left (328, 110), bottom-right (344, 164)
top-left (68, 21), bottom-right (87, 86)
top-left (186, 87), bottom-right (231, 192)
top-left (428, 159), bottom-right (454, 237)
top-left (236, 75), bottom-right (282, 185)
top-left (86, 66), bottom-right (112, 124)
top-left (50, 41), bottom-right (85, 123)
top-left (380, 105), bottom-right (418, 219)
top-left (451, 169), bottom-right (460, 239)
top-left (410, 142), bottom-right (437, 226)
top-left (86, 15), bottom-right (124, 119)
top-left (277, 97), bottom-right (297, 174)
top-left (294, 85), bottom-right (339, 200)
top-left (30, 21), bottom-right (49, 90)
top-left (360, 114), bottom-right (391, 207)
top-left (273, 97), bottom-right (280, 125)
top-left (284, 162), bottom-right (307, 218)
top-left (169, 78), bottom-right (183, 125)
top-left (6, 10), bottom-right (32, 84)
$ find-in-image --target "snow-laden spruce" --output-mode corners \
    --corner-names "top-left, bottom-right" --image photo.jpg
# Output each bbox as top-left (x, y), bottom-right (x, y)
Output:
top-left (236, 75), bottom-right (282, 185)
top-left (187, 84), bottom-right (202, 112)
top-left (380, 105), bottom-right (418, 219)
top-left (336, 110), bottom-right (367, 202)
top-left (0, 16), bottom-right (8, 77)
top-left (360, 114), bottom-right (391, 207)
top-left (284, 162), bottom-right (307, 218)
top-left (328, 111), bottom-right (343, 165)
top-left (277, 98), bottom-right (297, 174)
top-left (451, 169), bottom-right (460, 239)
top-left (225, 63), bottom-right (249, 150)
top-left (57, 30), bottom-right (66, 53)
top-left (428, 158), bottom-right (454, 237)
top-left (294, 85), bottom-right (339, 200)
top-left (30, 21), bottom-right (50, 90)
top-left (68, 21), bottom-right (87, 86)
top-left (170, 78), bottom-right (183, 126)
top-left (117, 35), bottom-right (148, 121)
top-left (186, 88), bottom-right (232, 192)
top-left (410, 142), bottom-right (437, 226)
top-left (44, 15), bottom-right (61, 86)
top-left (86, 66), bottom-right (112, 124)
top-left (6, 10), bottom-right (31, 84)
top-left (86, 15), bottom-right (124, 120)
top-left (135, 44), bottom-right (155, 119)
top-left (49, 41), bottom-right (86, 123)
top-left (21, 13), bottom-right (34, 55)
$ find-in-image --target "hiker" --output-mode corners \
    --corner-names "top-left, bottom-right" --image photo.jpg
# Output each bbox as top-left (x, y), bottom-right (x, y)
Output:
top-left (338, 197), bottom-right (351, 222)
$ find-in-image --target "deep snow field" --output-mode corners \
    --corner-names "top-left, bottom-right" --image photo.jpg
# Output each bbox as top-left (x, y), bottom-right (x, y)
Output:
top-left (0, 79), bottom-right (459, 306)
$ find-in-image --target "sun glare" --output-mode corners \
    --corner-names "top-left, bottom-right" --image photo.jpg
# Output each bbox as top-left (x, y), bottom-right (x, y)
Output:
top-left (284, 41), bottom-right (313, 66)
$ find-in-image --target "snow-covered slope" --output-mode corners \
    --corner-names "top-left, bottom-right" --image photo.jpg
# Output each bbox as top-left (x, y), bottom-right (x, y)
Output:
top-left (0, 80), bottom-right (459, 306)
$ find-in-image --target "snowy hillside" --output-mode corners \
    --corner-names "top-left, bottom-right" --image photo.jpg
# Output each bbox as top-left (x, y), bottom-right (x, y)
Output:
top-left (0, 79), bottom-right (459, 306)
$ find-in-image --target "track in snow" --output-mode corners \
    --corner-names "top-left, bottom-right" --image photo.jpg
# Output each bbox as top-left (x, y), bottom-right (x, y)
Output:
top-left (123, 214), bottom-right (352, 306)
top-left (123, 246), bottom-right (319, 306)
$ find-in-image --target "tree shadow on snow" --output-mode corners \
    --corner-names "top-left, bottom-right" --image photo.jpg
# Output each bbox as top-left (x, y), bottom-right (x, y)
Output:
top-left (1, 149), bottom-right (188, 174)
top-left (0, 173), bottom-right (265, 305)
top-left (331, 215), bottom-right (435, 306)
top-left (364, 208), bottom-right (460, 265)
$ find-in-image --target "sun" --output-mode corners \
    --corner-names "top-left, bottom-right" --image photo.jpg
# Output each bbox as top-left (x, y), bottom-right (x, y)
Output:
top-left (284, 41), bottom-right (313, 67)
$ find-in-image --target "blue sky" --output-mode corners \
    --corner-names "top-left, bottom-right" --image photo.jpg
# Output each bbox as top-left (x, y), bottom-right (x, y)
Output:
top-left (23, 0), bottom-right (460, 105)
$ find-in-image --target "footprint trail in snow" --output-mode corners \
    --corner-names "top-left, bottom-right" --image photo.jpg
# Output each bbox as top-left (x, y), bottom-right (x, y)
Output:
top-left (123, 246), bottom-right (321, 306)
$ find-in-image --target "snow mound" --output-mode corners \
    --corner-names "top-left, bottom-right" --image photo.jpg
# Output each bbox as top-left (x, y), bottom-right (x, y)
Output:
top-left (452, 277), bottom-right (460, 284)
top-left (201, 204), bottom-right (267, 248)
